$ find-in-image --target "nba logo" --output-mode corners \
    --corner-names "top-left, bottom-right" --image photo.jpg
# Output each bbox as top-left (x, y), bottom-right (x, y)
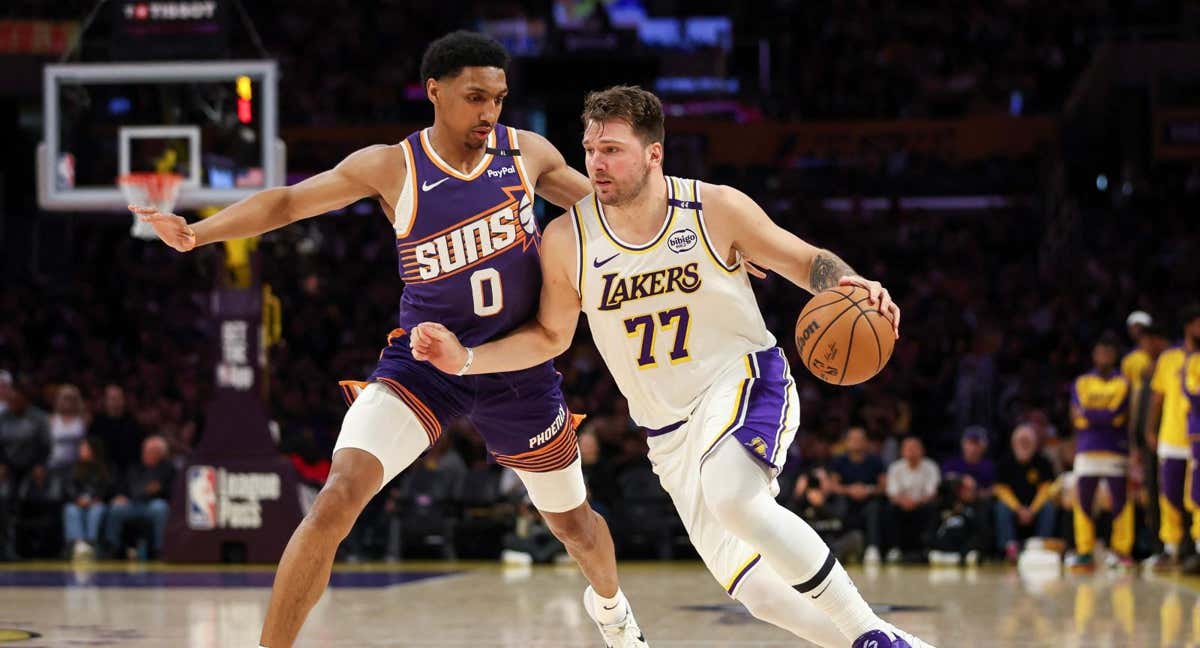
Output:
top-left (187, 466), bottom-right (219, 530)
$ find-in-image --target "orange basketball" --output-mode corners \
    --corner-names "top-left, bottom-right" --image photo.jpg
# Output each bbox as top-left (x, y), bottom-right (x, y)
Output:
top-left (795, 285), bottom-right (895, 386)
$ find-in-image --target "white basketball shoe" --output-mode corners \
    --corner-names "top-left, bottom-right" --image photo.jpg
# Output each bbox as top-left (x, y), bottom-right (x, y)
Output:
top-left (583, 585), bottom-right (649, 648)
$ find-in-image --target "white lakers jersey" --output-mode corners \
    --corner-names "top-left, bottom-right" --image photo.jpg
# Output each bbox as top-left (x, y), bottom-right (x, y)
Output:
top-left (571, 176), bottom-right (776, 429)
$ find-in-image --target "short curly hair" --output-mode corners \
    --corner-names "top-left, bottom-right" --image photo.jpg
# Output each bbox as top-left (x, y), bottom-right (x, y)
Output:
top-left (580, 85), bottom-right (664, 145)
top-left (420, 31), bottom-right (510, 82)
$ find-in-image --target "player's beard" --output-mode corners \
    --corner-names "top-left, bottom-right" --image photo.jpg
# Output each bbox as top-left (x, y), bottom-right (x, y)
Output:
top-left (597, 164), bottom-right (651, 207)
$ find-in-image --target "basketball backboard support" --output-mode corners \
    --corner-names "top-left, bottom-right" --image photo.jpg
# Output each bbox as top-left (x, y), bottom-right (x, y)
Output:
top-left (38, 60), bottom-right (285, 212)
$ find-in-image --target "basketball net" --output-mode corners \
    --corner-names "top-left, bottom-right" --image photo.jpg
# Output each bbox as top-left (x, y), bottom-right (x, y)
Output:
top-left (118, 172), bottom-right (183, 240)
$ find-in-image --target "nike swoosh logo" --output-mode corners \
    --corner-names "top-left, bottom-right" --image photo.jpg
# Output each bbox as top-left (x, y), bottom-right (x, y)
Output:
top-left (602, 603), bottom-right (619, 610)
top-left (593, 253), bottom-right (619, 268)
top-left (811, 581), bottom-right (832, 599)
top-left (421, 177), bottom-right (450, 192)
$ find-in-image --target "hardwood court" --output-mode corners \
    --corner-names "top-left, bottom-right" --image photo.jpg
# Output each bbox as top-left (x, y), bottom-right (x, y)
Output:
top-left (0, 561), bottom-right (1193, 647)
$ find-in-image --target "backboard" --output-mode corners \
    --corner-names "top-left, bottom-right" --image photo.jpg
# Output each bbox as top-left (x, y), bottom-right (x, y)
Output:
top-left (38, 60), bottom-right (284, 211)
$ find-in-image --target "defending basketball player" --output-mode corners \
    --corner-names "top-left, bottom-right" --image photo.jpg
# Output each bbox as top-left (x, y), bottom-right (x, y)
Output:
top-left (411, 86), bottom-right (934, 648)
top-left (133, 33), bottom-right (648, 648)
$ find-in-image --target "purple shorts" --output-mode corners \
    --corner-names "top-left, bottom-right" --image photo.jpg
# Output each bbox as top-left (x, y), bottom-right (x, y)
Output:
top-left (340, 329), bottom-right (579, 472)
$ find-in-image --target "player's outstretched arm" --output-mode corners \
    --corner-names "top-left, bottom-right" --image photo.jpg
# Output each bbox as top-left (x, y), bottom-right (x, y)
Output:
top-left (520, 130), bottom-right (593, 209)
top-left (130, 144), bottom-right (401, 252)
top-left (412, 215), bottom-right (582, 374)
top-left (703, 183), bottom-right (900, 336)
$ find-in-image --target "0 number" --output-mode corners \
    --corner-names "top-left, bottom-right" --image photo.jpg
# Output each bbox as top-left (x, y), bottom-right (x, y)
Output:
top-left (471, 268), bottom-right (503, 316)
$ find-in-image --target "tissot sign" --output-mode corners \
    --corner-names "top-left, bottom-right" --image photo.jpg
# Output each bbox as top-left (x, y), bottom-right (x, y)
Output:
top-left (112, 0), bottom-right (228, 59)
top-left (122, 2), bottom-right (219, 20)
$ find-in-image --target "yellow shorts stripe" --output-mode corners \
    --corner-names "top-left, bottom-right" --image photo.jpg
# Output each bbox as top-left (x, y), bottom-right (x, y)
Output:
top-left (724, 553), bottom-right (762, 595)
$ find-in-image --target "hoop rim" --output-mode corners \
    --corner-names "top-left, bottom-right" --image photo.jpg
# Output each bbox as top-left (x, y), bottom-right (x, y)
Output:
top-left (118, 171), bottom-right (184, 204)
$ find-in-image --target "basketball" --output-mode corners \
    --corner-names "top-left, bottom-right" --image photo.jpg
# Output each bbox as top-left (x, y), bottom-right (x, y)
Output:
top-left (795, 285), bottom-right (895, 385)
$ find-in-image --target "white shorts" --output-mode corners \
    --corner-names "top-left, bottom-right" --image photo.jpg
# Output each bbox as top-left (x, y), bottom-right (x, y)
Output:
top-left (1074, 451), bottom-right (1128, 478)
top-left (1159, 442), bottom-right (1189, 461)
top-left (334, 383), bottom-right (587, 512)
top-left (647, 348), bottom-right (800, 597)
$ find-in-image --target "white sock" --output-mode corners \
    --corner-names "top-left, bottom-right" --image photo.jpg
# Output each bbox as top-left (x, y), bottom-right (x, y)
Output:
top-left (700, 441), bottom-right (886, 640)
top-left (735, 562), bottom-right (843, 648)
top-left (593, 587), bottom-right (628, 625)
top-left (797, 559), bottom-right (887, 640)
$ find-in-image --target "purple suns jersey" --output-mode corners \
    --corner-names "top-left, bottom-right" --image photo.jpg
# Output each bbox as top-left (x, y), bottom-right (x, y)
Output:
top-left (392, 125), bottom-right (542, 348)
top-left (338, 124), bottom-right (578, 469)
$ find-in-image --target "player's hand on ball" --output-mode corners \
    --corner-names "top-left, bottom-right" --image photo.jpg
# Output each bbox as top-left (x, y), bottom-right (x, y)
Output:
top-left (838, 275), bottom-right (900, 338)
top-left (129, 204), bottom-right (196, 252)
top-left (411, 322), bottom-right (468, 374)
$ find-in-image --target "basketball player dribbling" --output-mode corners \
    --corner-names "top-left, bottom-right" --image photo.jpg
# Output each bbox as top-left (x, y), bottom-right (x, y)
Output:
top-left (133, 33), bottom-right (648, 648)
top-left (411, 86), bottom-right (936, 648)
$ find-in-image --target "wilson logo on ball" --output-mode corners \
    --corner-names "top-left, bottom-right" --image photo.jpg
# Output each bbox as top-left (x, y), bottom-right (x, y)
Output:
top-left (795, 320), bottom-right (820, 357)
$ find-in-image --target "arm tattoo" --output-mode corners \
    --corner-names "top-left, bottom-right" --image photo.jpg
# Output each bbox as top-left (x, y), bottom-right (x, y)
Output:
top-left (809, 252), bottom-right (856, 292)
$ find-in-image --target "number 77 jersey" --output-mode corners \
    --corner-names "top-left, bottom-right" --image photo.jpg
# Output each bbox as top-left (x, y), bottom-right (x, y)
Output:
top-left (394, 125), bottom-right (542, 348)
top-left (572, 176), bottom-right (777, 430)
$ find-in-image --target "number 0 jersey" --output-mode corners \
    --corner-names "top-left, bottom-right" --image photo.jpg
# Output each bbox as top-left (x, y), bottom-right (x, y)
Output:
top-left (393, 125), bottom-right (542, 348)
top-left (571, 176), bottom-right (776, 429)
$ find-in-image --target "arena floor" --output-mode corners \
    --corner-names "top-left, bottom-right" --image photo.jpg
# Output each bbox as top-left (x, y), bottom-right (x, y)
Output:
top-left (0, 560), bottom-right (1194, 647)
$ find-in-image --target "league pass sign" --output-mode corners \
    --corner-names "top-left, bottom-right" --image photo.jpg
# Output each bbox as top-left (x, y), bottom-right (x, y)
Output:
top-left (187, 465), bottom-right (282, 530)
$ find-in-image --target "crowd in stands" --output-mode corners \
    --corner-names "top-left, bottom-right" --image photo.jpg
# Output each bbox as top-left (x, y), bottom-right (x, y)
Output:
top-left (0, 377), bottom-right (177, 559)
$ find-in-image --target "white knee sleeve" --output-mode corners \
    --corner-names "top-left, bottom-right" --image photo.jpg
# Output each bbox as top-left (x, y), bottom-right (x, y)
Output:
top-left (333, 382), bottom-right (430, 491)
top-left (513, 456), bottom-right (588, 513)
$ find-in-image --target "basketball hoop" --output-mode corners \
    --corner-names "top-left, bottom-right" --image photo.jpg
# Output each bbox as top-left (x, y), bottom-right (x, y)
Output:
top-left (118, 172), bottom-right (183, 240)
